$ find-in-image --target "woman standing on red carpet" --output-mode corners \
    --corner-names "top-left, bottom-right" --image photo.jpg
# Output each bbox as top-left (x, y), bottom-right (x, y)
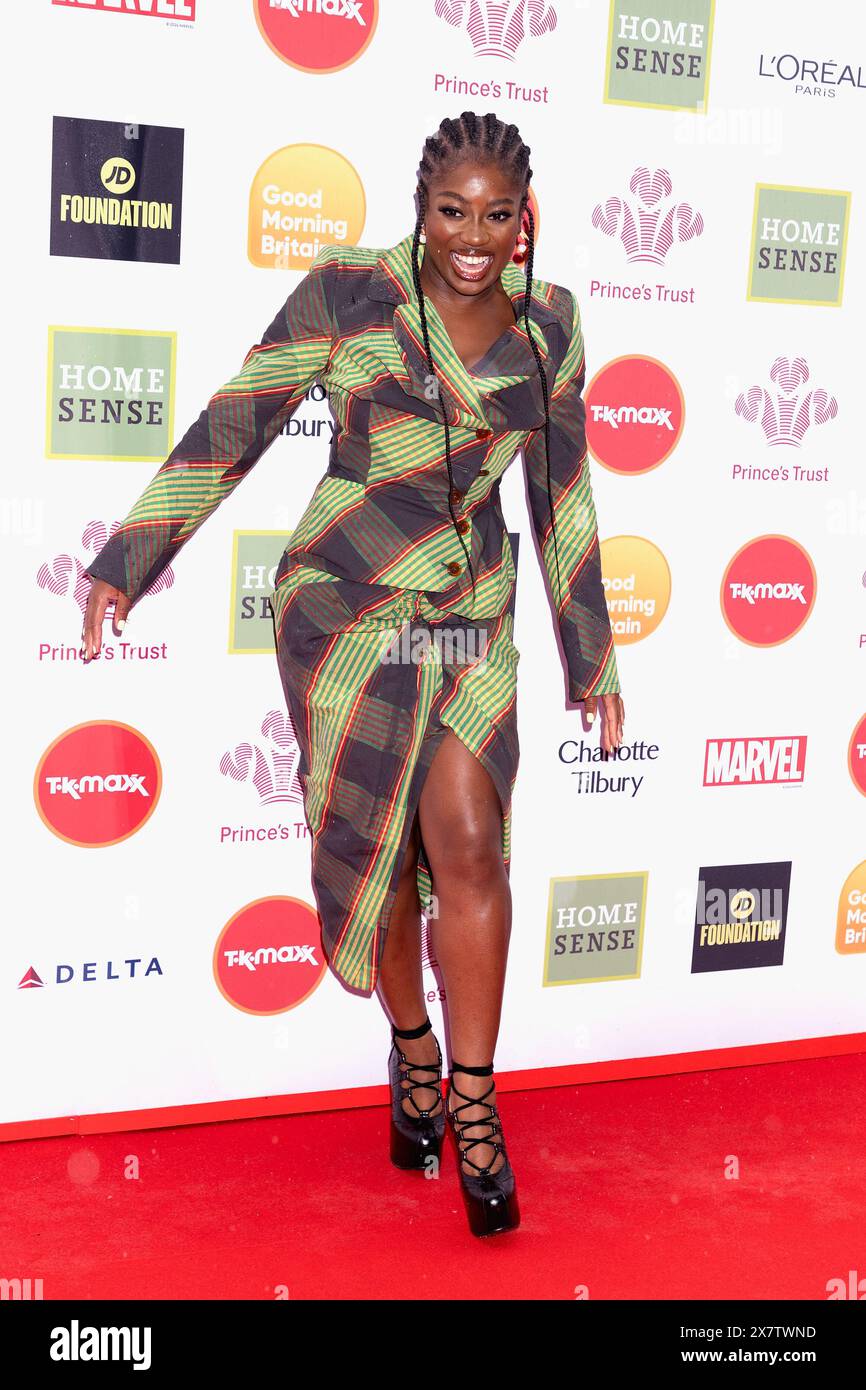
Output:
top-left (80, 111), bottom-right (625, 1237)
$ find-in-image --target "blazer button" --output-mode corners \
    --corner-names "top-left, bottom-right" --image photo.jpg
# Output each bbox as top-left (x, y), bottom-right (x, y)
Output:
top-left (457, 519), bottom-right (470, 534)
top-left (476, 427), bottom-right (492, 439)
top-left (445, 561), bottom-right (462, 576)
top-left (478, 468), bottom-right (489, 476)
top-left (449, 486), bottom-right (464, 504)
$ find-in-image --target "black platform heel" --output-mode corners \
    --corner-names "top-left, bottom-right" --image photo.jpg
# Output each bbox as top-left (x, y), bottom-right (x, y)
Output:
top-left (446, 1060), bottom-right (520, 1237)
top-left (388, 1017), bottom-right (445, 1170)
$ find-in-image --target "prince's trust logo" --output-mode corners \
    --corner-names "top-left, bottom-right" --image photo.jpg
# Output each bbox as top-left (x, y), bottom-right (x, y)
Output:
top-left (543, 872), bottom-right (648, 986)
top-left (592, 167), bottom-right (704, 266)
top-left (735, 357), bottom-right (838, 447)
top-left (434, 0), bottom-right (557, 60)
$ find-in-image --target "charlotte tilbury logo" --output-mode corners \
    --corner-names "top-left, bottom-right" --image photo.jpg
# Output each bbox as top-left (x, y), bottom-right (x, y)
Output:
top-left (592, 167), bottom-right (704, 265)
top-left (734, 357), bottom-right (838, 447)
top-left (433, 0), bottom-right (557, 59)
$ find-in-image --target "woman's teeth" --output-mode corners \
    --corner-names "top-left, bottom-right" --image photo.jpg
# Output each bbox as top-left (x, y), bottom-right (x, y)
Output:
top-left (450, 251), bottom-right (493, 278)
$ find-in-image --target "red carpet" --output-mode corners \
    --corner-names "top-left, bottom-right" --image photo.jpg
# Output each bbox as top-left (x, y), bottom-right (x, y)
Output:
top-left (2, 1052), bottom-right (863, 1301)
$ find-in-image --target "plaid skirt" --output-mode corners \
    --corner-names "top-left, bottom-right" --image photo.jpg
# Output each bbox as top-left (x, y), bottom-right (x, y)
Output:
top-left (271, 564), bottom-right (520, 997)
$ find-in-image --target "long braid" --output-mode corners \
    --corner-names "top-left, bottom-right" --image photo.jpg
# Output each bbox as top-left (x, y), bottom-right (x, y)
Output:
top-left (413, 110), bottom-right (561, 610)
top-left (411, 192), bottom-right (475, 596)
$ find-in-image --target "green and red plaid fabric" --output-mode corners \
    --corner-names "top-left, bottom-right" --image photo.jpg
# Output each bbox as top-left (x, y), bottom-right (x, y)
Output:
top-left (85, 232), bottom-right (621, 995)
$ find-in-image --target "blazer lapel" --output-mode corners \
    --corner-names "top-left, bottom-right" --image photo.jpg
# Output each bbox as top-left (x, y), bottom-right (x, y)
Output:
top-left (366, 232), bottom-right (561, 432)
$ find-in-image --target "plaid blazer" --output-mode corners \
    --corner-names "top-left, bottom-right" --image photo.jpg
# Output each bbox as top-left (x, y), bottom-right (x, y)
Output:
top-left (85, 231), bottom-right (621, 701)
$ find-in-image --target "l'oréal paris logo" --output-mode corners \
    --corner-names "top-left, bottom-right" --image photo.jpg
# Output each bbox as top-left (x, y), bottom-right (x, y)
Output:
top-left (758, 52), bottom-right (866, 100)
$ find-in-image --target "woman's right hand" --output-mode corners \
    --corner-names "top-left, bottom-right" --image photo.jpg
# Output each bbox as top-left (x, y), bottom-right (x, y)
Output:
top-left (81, 578), bottom-right (132, 663)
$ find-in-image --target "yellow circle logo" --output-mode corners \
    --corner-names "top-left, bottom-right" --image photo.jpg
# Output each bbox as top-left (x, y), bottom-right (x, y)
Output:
top-left (99, 156), bottom-right (136, 196)
top-left (249, 143), bottom-right (365, 270)
top-left (600, 535), bottom-right (671, 644)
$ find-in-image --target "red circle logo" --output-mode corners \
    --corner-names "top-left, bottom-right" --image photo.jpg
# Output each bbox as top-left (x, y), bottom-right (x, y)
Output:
top-left (848, 714), bottom-right (866, 797)
top-left (585, 354), bottom-right (685, 473)
top-left (253, 0), bottom-right (379, 73)
top-left (213, 896), bottom-right (326, 1014)
top-left (721, 535), bottom-right (816, 646)
top-left (34, 721), bottom-right (162, 847)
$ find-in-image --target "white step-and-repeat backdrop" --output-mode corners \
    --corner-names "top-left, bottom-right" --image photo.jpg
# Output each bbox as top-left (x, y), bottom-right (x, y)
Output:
top-left (4, 0), bottom-right (865, 1132)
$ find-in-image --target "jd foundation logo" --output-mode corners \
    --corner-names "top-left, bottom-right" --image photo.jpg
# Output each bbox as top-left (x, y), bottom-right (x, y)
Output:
top-left (249, 143), bottom-right (364, 269)
top-left (747, 185), bottom-right (851, 307)
top-left (254, 0), bottom-right (378, 73)
top-left (50, 117), bottom-right (184, 265)
top-left (585, 356), bottom-right (684, 473)
top-left (543, 871), bottom-right (648, 986)
top-left (34, 721), bottom-right (162, 847)
top-left (691, 862), bottom-right (791, 973)
top-left (721, 535), bottom-right (816, 646)
top-left (45, 326), bottom-right (176, 460)
top-left (604, 1), bottom-right (715, 112)
top-left (837, 861), bottom-right (866, 954)
top-left (214, 896), bottom-right (326, 1013)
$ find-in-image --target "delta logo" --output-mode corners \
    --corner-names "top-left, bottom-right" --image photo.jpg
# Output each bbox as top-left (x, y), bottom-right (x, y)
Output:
top-left (585, 356), bottom-right (684, 473)
top-left (18, 957), bottom-right (163, 989)
top-left (53, 0), bottom-right (195, 17)
top-left (721, 535), bottom-right (816, 646)
top-left (34, 721), bottom-right (162, 847)
top-left (703, 736), bottom-right (807, 787)
top-left (254, 0), bottom-right (378, 74)
top-left (213, 896), bottom-right (327, 1013)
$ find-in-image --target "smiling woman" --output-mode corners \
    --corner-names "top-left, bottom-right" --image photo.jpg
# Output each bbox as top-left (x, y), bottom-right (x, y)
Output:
top-left (79, 109), bottom-right (624, 1239)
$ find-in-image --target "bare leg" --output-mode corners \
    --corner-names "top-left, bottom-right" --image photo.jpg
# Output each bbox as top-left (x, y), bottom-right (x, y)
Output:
top-left (418, 730), bottom-right (511, 1175)
top-left (376, 812), bottom-right (442, 1118)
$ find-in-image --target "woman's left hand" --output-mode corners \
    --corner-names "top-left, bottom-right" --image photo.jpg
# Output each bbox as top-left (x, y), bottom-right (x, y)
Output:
top-left (583, 692), bottom-right (625, 754)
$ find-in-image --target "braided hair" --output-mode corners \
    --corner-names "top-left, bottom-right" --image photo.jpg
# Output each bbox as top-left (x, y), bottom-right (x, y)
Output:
top-left (411, 110), bottom-right (562, 609)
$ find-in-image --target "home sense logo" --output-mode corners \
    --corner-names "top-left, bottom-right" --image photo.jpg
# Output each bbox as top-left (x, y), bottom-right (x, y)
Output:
top-left (542, 871), bottom-right (648, 986)
top-left (34, 722), bottom-right (162, 847)
top-left (50, 116), bottom-right (184, 265)
top-left (747, 184), bottom-right (851, 306)
top-left (721, 536), bottom-right (816, 645)
top-left (45, 326), bottom-right (176, 461)
top-left (604, 1), bottom-right (715, 112)
top-left (254, 0), bottom-right (378, 73)
top-left (214, 897), bottom-right (326, 1013)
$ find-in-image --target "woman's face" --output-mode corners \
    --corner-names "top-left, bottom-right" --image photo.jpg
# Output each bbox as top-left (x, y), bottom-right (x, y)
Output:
top-left (421, 161), bottom-right (524, 297)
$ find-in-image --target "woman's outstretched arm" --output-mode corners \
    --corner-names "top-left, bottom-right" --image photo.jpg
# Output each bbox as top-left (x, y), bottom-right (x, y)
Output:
top-left (81, 244), bottom-right (342, 658)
